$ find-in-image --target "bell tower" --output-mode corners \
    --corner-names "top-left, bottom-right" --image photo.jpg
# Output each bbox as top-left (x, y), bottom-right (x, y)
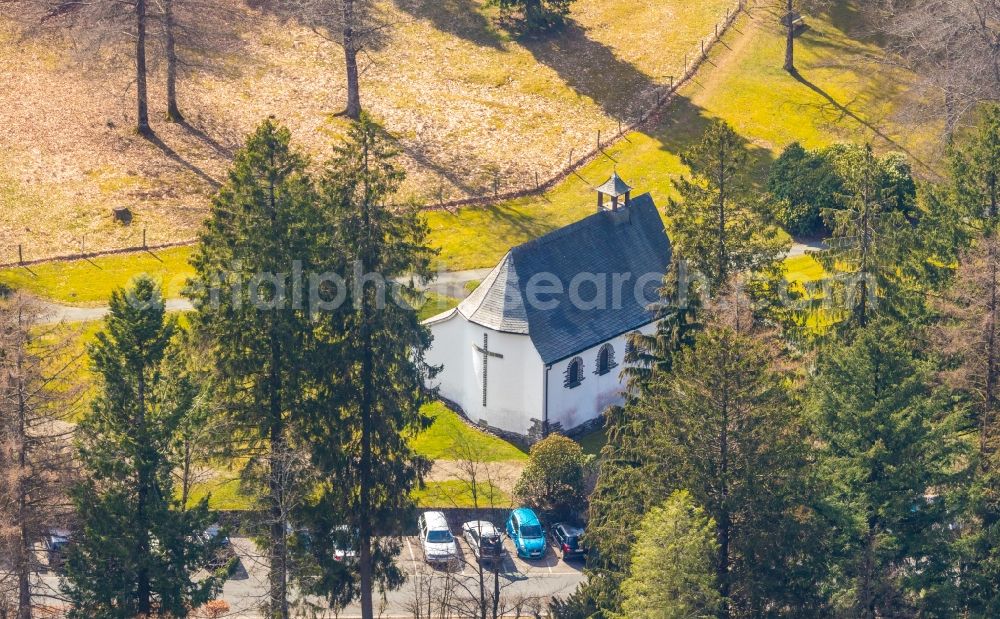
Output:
top-left (596, 171), bottom-right (632, 212)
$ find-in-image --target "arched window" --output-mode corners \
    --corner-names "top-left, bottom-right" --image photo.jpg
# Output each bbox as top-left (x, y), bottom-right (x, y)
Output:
top-left (596, 343), bottom-right (616, 375)
top-left (565, 357), bottom-right (584, 388)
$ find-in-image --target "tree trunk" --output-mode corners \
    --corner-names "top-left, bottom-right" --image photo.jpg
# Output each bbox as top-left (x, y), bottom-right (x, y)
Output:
top-left (181, 442), bottom-right (191, 511)
top-left (268, 424), bottom-right (289, 619)
top-left (717, 380), bottom-right (730, 619)
top-left (343, 0), bottom-right (362, 120)
top-left (944, 86), bottom-right (957, 143)
top-left (266, 172), bottom-right (290, 619)
top-left (165, 0), bottom-right (183, 122)
top-left (15, 338), bottom-right (31, 619)
top-left (136, 371), bottom-right (152, 616)
top-left (784, 0), bottom-right (795, 73)
top-left (136, 0), bottom-right (151, 135)
top-left (984, 234), bottom-right (999, 474)
top-left (716, 142), bottom-right (728, 288)
top-left (358, 218), bottom-right (375, 619)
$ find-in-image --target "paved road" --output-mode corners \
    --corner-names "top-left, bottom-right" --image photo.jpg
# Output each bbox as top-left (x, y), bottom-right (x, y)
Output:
top-left (35, 534), bottom-right (584, 618)
top-left (33, 241), bottom-right (824, 326)
top-left (35, 269), bottom-right (494, 325)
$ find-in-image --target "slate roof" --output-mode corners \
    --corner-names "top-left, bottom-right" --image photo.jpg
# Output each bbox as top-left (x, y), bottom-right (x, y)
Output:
top-left (457, 192), bottom-right (671, 364)
top-left (596, 171), bottom-right (632, 197)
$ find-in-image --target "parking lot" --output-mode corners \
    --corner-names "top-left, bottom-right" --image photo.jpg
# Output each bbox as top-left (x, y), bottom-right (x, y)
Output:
top-left (30, 525), bottom-right (583, 617)
top-left (217, 530), bottom-right (583, 617)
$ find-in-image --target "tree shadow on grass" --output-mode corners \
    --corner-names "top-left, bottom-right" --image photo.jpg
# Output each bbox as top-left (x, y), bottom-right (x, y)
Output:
top-left (254, 0), bottom-right (392, 54)
top-left (392, 0), bottom-right (505, 50)
top-left (821, 0), bottom-right (886, 48)
top-left (790, 70), bottom-right (934, 172)
top-left (648, 94), bottom-right (777, 190)
top-left (143, 133), bottom-right (221, 190)
top-left (520, 20), bottom-right (660, 123)
top-left (481, 201), bottom-right (557, 241)
top-left (177, 120), bottom-right (237, 159)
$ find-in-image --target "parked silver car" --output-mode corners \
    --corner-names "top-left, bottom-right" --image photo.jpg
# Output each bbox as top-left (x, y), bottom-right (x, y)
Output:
top-left (418, 511), bottom-right (459, 565)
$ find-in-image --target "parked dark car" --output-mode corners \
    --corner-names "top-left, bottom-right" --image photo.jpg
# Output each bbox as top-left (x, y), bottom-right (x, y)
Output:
top-left (45, 529), bottom-right (71, 572)
top-left (204, 525), bottom-right (236, 571)
top-left (462, 521), bottom-right (505, 564)
top-left (550, 523), bottom-right (586, 561)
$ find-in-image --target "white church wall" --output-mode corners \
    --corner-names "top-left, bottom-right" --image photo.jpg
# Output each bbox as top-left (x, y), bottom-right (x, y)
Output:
top-left (425, 313), bottom-right (545, 438)
top-left (425, 311), bottom-right (469, 404)
top-left (469, 327), bottom-right (545, 437)
top-left (544, 321), bottom-right (658, 434)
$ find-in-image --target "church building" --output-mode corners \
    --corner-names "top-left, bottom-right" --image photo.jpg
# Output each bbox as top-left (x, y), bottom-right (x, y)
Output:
top-left (423, 174), bottom-right (672, 442)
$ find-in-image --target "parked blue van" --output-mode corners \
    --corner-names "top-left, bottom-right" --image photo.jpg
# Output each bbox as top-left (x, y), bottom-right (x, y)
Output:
top-left (506, 508), bottom-right (546, 559)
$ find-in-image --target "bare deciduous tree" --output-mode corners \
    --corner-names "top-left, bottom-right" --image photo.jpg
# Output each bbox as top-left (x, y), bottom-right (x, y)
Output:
top-left (271, 0), bottom-right (387, 120)
top-left (937, 234), bottom-right (1000, 465)
top-left (3, 0), bottom-right (243, 134)
top-left (882, 0), bottom-right (1000, 139)
top-left (0, 295), bottom-right (80, 619)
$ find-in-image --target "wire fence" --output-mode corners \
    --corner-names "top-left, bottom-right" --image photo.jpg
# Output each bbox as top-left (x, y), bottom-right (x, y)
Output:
top-left (2, 0), bottom-right (748, 269)
top-left (420, 0), bottom-right (748, 212)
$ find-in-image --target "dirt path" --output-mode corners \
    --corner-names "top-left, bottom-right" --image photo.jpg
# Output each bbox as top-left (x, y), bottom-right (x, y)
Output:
top-left (426, 459), bottom-right (527, 495)
top-left (690, 0), bottom-right (767, 106)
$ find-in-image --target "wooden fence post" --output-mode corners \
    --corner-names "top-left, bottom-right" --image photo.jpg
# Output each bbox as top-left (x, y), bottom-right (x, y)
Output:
top-left (702, 39), bottom-right (706, 57)
top-left (568, 147), bottom-right (574, 168)
top-left (535, 171), bottom-right (540, 190)
top-left (597, 129), bottom-right (601, 151)
top-left (142, 226), bottom-right (147, 248)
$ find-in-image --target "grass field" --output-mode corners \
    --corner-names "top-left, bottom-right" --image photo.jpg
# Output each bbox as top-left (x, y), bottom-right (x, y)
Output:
top-left (2, 247), bottom-right (195, 305)
top-left (186, 401), bottom-right (526, 510)
top-left (423, 0), bottom-right (937, 271)
top-left (409, 402), bottom-right (528, 463)
top-left (1, 1), bottom-right (935, 302)
top-left (0, 0), bottom-right (734, 260)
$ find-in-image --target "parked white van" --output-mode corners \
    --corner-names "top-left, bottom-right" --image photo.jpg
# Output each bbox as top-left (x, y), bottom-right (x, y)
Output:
top-left (418, 511), bottom-right (459, 565)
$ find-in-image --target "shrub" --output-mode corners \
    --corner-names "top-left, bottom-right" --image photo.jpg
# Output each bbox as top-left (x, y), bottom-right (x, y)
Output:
top-left (514, 434), bottom-right (589, 518)
top-left (767, 142), bottom-right (842, 237)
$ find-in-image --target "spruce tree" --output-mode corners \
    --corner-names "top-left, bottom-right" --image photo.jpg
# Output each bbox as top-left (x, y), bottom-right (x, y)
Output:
top-left (585, 295), bottom-right (824, 618)
top-left (300, 114), bottom-right (434, 619)
top-left (669, 120), bottom-right (788, 296)
top-left (809, 322), bottom-right (963, 616)
top-left (619, 491), bottom-right (722, 619)
top-left (63, 278), bottom-right (222, 618)
top-left (819, 144), bottom-right (917, 328)
top-left (941, 105), bottom-right (1000, 615)
top-left (490, 0), bottom-right (576, 32)
top-left (951, 104), bottom-right (1000, 225)
top-left (187, 118), bottom-right (326, 619)
top-left (578, 403), bottom-right (661, 617)
top-left (636, 324), bottom-right (822, 617)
